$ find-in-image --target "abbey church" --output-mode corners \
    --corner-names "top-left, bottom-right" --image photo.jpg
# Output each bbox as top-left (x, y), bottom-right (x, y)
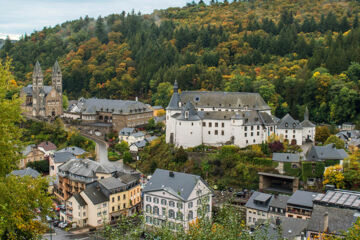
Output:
top-left (20, 61), bottom-right (63, 118)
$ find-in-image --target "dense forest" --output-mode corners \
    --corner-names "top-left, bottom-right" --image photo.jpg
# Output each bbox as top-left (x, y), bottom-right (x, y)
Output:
top-left (1, 0), bottom-right (360, 125)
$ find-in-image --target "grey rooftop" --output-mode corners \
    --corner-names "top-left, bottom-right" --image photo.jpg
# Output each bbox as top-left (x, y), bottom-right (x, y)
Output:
top-left (53, 151), bottom-right (75, 163)
top-left (57, 146), bottom-right (86, 156)
top-left (272, 153), bottom-right (300, 162)
top-left (83, 185), bottom-right (108, 205)
top-left (10, 167), bottom-right (40, 178)
top-left (245, 191), bottom-right (272, 212)
top-left (306, 144), bottom-right (348, 161)
top-left (287, 190), bottom-right (318, 208)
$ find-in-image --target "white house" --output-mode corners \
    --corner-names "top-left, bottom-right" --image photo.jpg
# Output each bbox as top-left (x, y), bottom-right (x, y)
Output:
top-left (49, 152), bottom-right (75, 176)
top-left (142, 169), bottom-right (213, 231)
top-left (166, 81), bottom-right (315, 148)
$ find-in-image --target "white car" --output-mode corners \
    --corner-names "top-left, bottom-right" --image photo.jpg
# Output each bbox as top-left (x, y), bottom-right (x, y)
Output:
top-left (58, 222), bottom-right (68, 228)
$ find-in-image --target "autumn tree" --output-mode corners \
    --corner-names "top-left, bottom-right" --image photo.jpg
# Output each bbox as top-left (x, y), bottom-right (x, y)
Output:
top-left (315, 126), bottom-right (331, 144)
top-left (0, 59), bottom-right (53, 239)
top-left (323, 164), bottom-right (345, 189)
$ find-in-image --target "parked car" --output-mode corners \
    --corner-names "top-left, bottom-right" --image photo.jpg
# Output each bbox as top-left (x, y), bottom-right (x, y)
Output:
top-left (58, 222), bottom-right (68, 228)
top-left (53, 220), bottom-right (61, 227)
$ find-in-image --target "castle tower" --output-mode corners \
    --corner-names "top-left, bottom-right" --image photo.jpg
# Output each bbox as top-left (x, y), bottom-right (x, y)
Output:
top-left (32, 61), bottom-right (44, 116)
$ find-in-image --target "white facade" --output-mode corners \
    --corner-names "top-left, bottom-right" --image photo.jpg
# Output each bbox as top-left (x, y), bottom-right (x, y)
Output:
top-left (246, 208), bottom-right (269, 226)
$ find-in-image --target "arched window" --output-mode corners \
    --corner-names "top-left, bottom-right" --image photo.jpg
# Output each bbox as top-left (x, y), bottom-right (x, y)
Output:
top-left (188, 211), bottom-right (193, 220)
top-left (146, 205), bottom-right (152, 213)
top-left (169, 209), bottom-right (175, 219)
top-left (161, 199), bottom-right (167, 205)
top-left (153, 206), bottom-right (159, 215)
top-left (169, 201), bottom-right (175, 207)
top-left (176, 211), bottom-right (183, 220)
top-left (197, 208), bottom-right (202, 217)
top-left (153, 197), bottom-right (159, 204)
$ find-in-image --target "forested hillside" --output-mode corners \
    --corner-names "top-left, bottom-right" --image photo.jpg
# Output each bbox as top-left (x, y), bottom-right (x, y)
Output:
top-left (1, 0), bottom-right (360, 125)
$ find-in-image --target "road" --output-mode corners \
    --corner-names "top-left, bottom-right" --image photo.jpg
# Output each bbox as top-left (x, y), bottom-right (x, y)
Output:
top-left (79, 132), bottom-right (109, 164)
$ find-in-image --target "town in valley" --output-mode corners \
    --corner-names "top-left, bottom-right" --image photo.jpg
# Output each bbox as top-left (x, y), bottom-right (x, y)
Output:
top-left (1, 0), bottom-right (360, 239)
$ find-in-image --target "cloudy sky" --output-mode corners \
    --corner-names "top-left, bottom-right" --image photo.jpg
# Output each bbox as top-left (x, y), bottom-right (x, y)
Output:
top-left (0, 0), bottom-right (198, 40)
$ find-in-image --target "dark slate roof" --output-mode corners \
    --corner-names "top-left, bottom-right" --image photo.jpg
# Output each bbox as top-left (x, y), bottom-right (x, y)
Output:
top-left (306, 144), bottom-right (348, 161)
top-left (167, 92), bottom-right (181, 110)
top-left (313, 190), bottom-right (360, 210)
top-left (287, 190), bottom-right (318, 208)
top-left (10, 167), bottom-right (40, 178)
top-left (245, 191), bottom-right (272, 211)
top-left (269, 195), bottom-right (290, 209)
top-left (178, 91), bottom-right (271, 111)
top-left (21, 85), bottom-right (53, 97)
top-left (59, 158), bottom-right (112, 178)
top-left (272, 153), bottom-right (300, 163)
top-left (116, 172), bottom-right (140, 184)
top-left (152, 106), bottom-right (163, 110)
top-left (131, 131), bottom-right (145, 138)
top-left (277, 114), bottom-right (302, 129)
top-left (143, 169), bottom-right (209, 201)
top-left (131, 139), bottom-right (147, 148)
top-left (307, 205), bottom-right (357, 234)
top-left (53, 152), bottom-right (75, 163)
top-left (119, 127), bottom-right (135, 136)
top-left (21, 144), bottom-right (36, 156)
top-left (301, 119), bottom-right (315, 128)
top-left (57, 146), bottom-right (86, 156)
top-left (98, 177), bottom-right (125, 190)
top-left (71, 98), bottom-right (152, 115)
top-left (73, 193), bottom-right (87, 207)
top-left (176, 101), bottom-right (201, 121)
top-left (83, 185), bottom-right (108, 205)
top-left (277, 216), bottom-right (308, 239)
top-left (38, 141), bottom-right (57, 151)
top-left (145, 136), bottom-right (158, 143)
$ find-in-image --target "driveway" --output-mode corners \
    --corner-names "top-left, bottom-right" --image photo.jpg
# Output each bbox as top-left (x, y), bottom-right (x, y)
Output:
top-left (79, 132), bottom-right (109, 164)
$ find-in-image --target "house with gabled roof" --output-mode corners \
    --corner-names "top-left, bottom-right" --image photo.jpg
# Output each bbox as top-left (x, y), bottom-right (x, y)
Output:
top-left (142, 169), bottom-right (213, 231)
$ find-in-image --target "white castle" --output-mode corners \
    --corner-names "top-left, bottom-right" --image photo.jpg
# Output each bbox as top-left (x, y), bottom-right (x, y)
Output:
top-left (165, 81), bottom-right (315, 148)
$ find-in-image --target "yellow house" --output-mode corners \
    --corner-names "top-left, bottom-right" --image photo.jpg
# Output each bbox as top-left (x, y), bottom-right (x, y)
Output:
top-left (97, 173), bottom-right (142, 221)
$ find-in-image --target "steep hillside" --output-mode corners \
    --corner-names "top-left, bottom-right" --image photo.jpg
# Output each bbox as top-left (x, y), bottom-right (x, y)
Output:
top-left (1, 0), bottom-right (360, 125)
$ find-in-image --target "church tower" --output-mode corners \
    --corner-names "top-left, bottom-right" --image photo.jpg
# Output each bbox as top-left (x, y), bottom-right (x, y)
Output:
top-left (51, 60), bottom-right (63, 115)
top-left (32, 61), bottom-right (44, 117)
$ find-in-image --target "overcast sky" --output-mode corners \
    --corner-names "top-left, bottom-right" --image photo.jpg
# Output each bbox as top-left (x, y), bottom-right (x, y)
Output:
top-left (0, 0), bottom-right (199, 40)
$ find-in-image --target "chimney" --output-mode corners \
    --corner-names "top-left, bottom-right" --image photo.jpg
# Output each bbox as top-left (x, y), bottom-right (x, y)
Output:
top-left (169, 171), bottom-right (174, 178)
top-left (323, 212), bottom-right (329, 233)
top-left (135, 97), bottom-right (138, 102)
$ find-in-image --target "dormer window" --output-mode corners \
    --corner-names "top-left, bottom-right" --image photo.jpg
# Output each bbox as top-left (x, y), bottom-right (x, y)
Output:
top-left (185, 111), bottom-right (189, 119)
top-left (285, 123), bottom-right (288, 127)
top-left (293, 123), bottom-right (296, 128)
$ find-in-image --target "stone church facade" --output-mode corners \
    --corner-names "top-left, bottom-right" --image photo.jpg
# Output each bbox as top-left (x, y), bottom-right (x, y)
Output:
top-left (21, 61), bottom-right (63, 118)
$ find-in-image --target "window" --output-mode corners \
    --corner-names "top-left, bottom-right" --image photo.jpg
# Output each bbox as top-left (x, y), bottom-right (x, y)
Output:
top-left (177, 202), bottom-right (183, 209)
top-left (270, 127), bottom-right (273, 131)
top-left (245, 133), bottom-right (247, 137)
top-left (253, 139), bottom-right (256, 143)
top-left (222, 123), bottom-right (224, 127)
top-left (146, 196), bottom-right (151, 202)
top-left (246, 140), bottom-right (248, 144)
top-left (188, 211), bottom-right (193, 220)
top-left (251, 126), bottom-right (254, 131)
top-left (97, 212), bottom-right (101, 217)
top-left (123, 203), bottom-right (126, 208)
top-left (293, 130), bottom-right (296, 133)
top-left (197, 199), bottom-right (202, 205)
top-left (202, 122), bottom-right (206, 127)
top-left (103, 203), bottom-right (107, 207)
top-left (215, 122), bottom-right (218, 127)
top-left (176, 212), bottom-right (183, 220)
top-left (257, 125), bottom-right (260, 130)
top-left (215, 130), bottom-right (218, 135)
top-left (251, 132), bottom-right (253, 136)
top-left (169, 210), bottom-right (175, 219)
top-left (118, 196), bottom-right (120, 201)
top-left (208, 131), bottom-right (211, 135)
top-left (197, 208), bottom-right (202, 217)
top-left (161, 199), bottom-right (167, 205)
top-left (112, 197), bottom-right (115, 202)
top-left (162, 207), bottom-right (166, 216)
top-left (245, 126), bottom-right (247, 131)
top-left (154, 197), bottom-right (159, 204)
top-left (257, 132), bottom-right (259, 136)
top-left (169, 201), bottom-right (175, 207)
top-left (221, 130), bottom-right (224, 135)
top-left (123, 194), bottom-right (126, 199)
top-left (153, 206), bottom-right (159, 215)
top-left (112, 206), bottom-right (115, 211)
top-left (293, 135), bottom-right (295, 139)
top-left (146, 205), bottom-right (152, 213)
top-left (285, 130), bottom-right (288, 133)
top-left (249, 217), bottom-right (251, 222)
top-left (191, 123), bottom-right (193, 126)
top-left (146, 216), bottom-right (151, 223)
top-left (208, 122), bottom-right (212, 127)
top-left (196, 190), bottom-right (202, 196)
top-left (188, 201), bottom-right (193, 208)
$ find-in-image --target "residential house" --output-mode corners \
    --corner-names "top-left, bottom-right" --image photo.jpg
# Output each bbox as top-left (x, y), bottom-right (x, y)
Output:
top-left (126, 131), bottom-right (145, 145)
top-left (9, 167), bottom-right (40, 178)
top-left (306, 205), bottom-right (357, 239)
top-left (57, 146), bottom-right (86, 157)
top-left (19, 144), bottom-right (46, 169)
top-left (49, 151), bottom-right (75, 176)
top-left (54, 158), bottom-right (128, 202)
top-left (306, 143), bottom-right (348, 165)
top-left (129, 140), bottom-right (147, 153)
top-left (245, 191), bottom-right (272, 226)
top-left (336, 130), bottom-right (360, 148)
top-left (286, 190), bottom-right (318, 220)
top-left (80, 185), bottom-right (109, 228)
top-left (37, 141), bottom-right (57, 155)
top-left (341, 122), bottom-right (356, 131)
top-left (64, 193), bottom-right (88, 227)
top-left (268, 194), bottom-right (290, 220)
top-left (143, 169), bottom-right (213, 231)
top-left (272, 153), bottom-right (301, 174)
top-left (118, 127), bottom-right (136, 142)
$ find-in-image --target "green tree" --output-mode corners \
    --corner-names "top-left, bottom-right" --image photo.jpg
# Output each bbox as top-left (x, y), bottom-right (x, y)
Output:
top-left (115, 141), bottom-right (129, 154)
top-left (324, 135), bottom-right (345, 149)
top-left (153, 82), bottom-right (173, 107)
top-left (315, 126), bottom-right (331, 143)
top-left (122, 151), bottom-right (133, 164)
top-left (62, 94), bottom-right (69, 110)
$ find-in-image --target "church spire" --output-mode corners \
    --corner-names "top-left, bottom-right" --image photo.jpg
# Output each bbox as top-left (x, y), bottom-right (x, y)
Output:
top-left (52, 60), bottom-right (61, 75)
top-left (173, 80), bottom-right (178, 93)
top-left (304, 106), bottom-right (309, 121)
top-left (32, 61), bottom-right (43, 78)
